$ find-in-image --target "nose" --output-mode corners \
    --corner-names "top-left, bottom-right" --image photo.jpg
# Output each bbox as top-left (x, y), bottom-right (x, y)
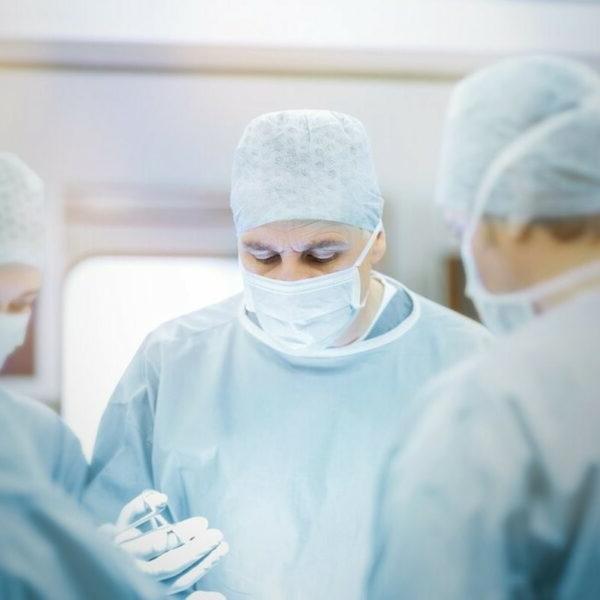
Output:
top-left (270, 253), bottom-right (314, 281)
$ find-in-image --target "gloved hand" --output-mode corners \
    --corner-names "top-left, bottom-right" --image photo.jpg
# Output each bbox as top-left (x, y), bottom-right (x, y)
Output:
top-left (186, 593), bottom-right (226, 600)
top-left (105, 490), bottom-right (229, 597)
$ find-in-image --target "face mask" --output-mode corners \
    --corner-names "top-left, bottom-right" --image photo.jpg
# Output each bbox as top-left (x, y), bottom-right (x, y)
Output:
top-left (0, 311), bottom-right (31, 369)
top-left (462, 235), bottom-right (600, 335)
top-left (242, 222), bottom-right (382, 352)
top-left (461, 240), bottom-right (534, 334)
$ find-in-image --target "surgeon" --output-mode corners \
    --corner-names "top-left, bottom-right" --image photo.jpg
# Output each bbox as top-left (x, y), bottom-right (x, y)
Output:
top-left (368, 56), bottom-right (600, 599)
top-left (0, 153), bottom-right (226, 598)
top-left (83, 109), bottom-right (490, 599)
top-left (0, 152), bottom-right (88, 497)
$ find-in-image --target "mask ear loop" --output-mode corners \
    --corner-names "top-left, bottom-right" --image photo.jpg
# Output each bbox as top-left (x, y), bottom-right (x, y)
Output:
top-left (354, 221), bottom-right (383, 267)
top-left (351, 220), bottom-right (383, 308)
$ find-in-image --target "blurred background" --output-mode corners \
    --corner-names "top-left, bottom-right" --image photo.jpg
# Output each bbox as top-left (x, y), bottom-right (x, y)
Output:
top-left (1, 0), bottom-right (599, 456)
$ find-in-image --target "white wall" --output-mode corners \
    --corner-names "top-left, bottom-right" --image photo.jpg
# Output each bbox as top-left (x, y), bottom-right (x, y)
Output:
top-left (0, 67), bottom-right (455, 296)
top-left (2, 0), bottom-right (599, 57)
top-left (63, 256), bottom-right (243, 457)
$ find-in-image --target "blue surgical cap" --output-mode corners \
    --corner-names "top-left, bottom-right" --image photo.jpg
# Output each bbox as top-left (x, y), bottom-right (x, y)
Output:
top-left (437, 55), bottom-right (600, 220)
top-left (0, 153), bottom-right (45, 268)
top-left (230, 110), bottom-right (384, 234)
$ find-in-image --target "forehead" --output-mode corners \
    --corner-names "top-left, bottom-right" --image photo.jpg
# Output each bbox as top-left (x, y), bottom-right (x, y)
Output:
top-left (0, 264), bottom-right (41, 302)
top-left (240, 220), bottom-right (361, 246)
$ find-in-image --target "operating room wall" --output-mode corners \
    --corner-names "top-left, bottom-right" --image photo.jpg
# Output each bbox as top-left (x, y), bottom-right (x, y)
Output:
top-left (0, 67), bottom-right (456, 300)
top-left (3, 0), bottom-right (600, 56)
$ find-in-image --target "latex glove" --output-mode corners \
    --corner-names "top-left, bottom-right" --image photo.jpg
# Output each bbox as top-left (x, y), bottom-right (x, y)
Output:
top-left (186, 594), bottom-right (226, 600)
top-left (107, 490), bottom-right (229, 596)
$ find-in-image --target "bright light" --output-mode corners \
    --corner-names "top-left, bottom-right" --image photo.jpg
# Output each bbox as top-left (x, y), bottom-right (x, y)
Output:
top-left (62, 255), bottom-right (242, 458)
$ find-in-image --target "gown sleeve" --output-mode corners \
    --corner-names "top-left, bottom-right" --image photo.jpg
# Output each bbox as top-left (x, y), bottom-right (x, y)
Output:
top-left (0, 390), bottom-right (164, 599)
top-left (367, 373), bottom-right (534, 600)
top-left (0, 481), bottom-right (166, 599)
top-left (45, 407), bottom-right (89, 500)
top-left (83, 336), bottom-right (159, 523)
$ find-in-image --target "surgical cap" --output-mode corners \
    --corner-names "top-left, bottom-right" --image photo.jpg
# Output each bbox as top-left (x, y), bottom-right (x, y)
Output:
top-left (0, 153), bottom-right (45, 268)
top-left (437, 55), bottom-right (600, 220)
top-left (230, 110), bottom-right (383, 234)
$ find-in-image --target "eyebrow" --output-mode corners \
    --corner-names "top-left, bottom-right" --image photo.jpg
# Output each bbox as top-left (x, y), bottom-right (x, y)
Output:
top-left (297, 240), bottom-right (350, 253)
top-left (242, 239), bottom-right (350, 254)
top-left (242, 241), bottom-right (278, 253)
top-left (15, 290), bottom-right (39, 303)
top-left (0, 290), bottom-right (37, 309)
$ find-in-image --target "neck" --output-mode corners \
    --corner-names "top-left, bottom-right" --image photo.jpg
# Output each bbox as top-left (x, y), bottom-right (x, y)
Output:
top-left (333, 275), bottom-right (384, 347)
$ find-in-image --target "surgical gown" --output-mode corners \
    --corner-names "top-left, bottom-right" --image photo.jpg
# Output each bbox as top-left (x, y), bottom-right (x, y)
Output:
top-left (369, 289), bottom-right (600, 599)
top-left (0, 387), bottom-right (88, 498)
top-left (84, 278), bottom-right (489, 600)
top-left (0, 388), bottom-right (166, 599)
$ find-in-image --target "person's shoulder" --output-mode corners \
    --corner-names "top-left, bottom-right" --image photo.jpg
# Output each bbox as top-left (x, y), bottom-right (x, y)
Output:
top-left (0, 387), bottom-right (85, 489)
top-left (143, 292), bottom-right (244, 351)
top-left (0, 387), bottom-right (84, 456)
top-left (416, 293), bottom-right (488, 334)
top-left (412, 333), bottom-right (531, 435)
top-left (0, 387), bottom-right (64, 433)
top-left (408, 291), bottom-right (492, 351)
top-left (403, 348), bottom-right (523, 464)
top-left (418, 351), bottom-right (490, 407)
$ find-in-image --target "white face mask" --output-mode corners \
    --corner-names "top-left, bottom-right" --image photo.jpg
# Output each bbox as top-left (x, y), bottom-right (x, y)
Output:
top-left (462, 235), bottom-right (600, 335)
top-left (241, 222), bottom-right (382, 352)
top-left (0, 311), bottom-right (31, 369)
top-left (461, 237), bottom-right (534, 334)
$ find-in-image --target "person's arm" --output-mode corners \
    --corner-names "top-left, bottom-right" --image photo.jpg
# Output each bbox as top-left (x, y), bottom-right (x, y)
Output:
top-left (83, 335), bottom-right (159, 523)
top-left (82, 335), bottom-right (229, 597)
top-left (1, 481), bottom-right (227, 600)
top-left (0, 454), bottom-right (165, 600)
top-left (368, 375), bottom-right (531, 600)
top-left (47, 411), bottom-right (89, 500)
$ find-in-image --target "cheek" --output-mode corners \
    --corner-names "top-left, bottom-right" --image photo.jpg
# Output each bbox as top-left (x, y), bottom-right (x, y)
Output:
top-left (239, 254), bottom-right (254, 271)
top-left (471, 234), bottom-right (521, 293)
top-left (314, 259), bottom-right (348, 276)
top-left (239, 253), bottom-right (269, 275)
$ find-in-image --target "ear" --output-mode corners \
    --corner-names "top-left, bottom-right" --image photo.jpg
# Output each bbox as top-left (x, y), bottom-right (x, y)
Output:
top-left (369, 228), bottom-right (387, 266)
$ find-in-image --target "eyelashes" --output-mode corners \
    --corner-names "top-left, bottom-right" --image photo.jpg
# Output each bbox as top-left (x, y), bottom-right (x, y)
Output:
top-left (253, 254), bottom-right (279, 264)
top-left (307, 253), bottom-right (337, 264)
top-left (251, 253), bottom-right (339, 265)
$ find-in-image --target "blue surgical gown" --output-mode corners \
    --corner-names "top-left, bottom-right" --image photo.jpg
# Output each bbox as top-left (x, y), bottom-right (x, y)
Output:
top-left (0, 388), bottom-right (166, 599)
top-left (84, 279), bottom-right (489, 600)
top-left (0, 387), bottom-right (88, 498)
top-left (369, 289), bottom-right (600, 599)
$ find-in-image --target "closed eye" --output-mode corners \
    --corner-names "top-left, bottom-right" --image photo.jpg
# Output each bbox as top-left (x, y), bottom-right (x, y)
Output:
top-left (305, 252), bottom-right (338, 264)
top-left (251, 253), bottom-right (280, 264)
